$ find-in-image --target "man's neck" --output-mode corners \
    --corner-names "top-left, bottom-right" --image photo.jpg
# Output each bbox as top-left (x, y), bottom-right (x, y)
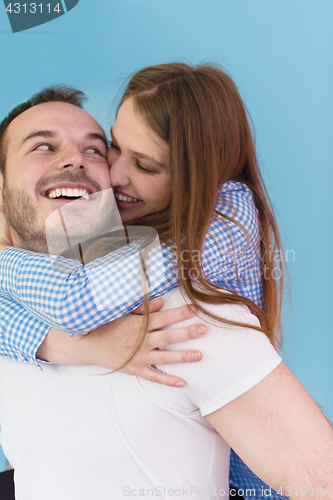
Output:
top-left (0, 212), bottom-right (14, 253)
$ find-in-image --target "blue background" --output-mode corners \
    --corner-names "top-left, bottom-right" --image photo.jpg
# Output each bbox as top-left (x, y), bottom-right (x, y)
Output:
top-left (0, 0), bottom-right (332, 471)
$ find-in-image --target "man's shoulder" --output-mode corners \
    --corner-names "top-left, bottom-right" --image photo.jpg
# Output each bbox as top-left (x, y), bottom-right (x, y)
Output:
top-left (161, 287), bottom-right (259, 330)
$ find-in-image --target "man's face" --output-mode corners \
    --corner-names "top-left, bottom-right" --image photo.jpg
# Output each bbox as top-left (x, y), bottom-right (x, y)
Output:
top-left (0, 102), bottom-right (112, 253)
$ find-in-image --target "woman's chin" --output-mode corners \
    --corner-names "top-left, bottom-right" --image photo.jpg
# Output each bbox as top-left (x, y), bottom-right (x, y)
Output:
top-left (116, 201), bottom-right (145, 223)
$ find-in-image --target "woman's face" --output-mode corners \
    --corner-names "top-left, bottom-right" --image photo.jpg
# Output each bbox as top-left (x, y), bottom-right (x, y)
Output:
top-left (108, 97), bottom-right (172, 223)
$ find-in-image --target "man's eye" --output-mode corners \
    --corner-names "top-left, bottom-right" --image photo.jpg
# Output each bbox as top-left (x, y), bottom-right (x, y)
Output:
top-left (34, 143), bottom-right (54, 152)
top-left (86, 148), bottom-right (104, 156)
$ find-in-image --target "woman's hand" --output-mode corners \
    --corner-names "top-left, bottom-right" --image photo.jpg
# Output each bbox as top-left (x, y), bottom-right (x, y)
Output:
top-left (0, 212), bottom-right (13, 252)
top-left (36, 298), bottom-right (207, 387)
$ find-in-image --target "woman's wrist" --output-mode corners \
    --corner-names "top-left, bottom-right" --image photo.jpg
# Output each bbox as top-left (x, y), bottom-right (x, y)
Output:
top-left (36, 328), bottom-right (86, 365)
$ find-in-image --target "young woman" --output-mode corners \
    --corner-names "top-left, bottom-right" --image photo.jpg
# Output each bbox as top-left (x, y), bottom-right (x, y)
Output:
top-left (0, 64), bottom-right (331, 499)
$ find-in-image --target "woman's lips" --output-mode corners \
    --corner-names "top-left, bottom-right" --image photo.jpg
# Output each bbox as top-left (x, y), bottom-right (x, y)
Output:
top-left (115, 198), bottom-right (144, 210)
top-left (114, 189), bottom-right (144, 209)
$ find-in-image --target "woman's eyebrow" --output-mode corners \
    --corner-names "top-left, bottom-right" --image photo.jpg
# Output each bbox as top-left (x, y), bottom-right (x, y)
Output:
top-left (110, 128), bottom-right (167, 170)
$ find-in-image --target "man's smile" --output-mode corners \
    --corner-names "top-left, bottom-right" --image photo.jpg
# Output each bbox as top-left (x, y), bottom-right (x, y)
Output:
top-left (41, 183), bottom-right (94, 201)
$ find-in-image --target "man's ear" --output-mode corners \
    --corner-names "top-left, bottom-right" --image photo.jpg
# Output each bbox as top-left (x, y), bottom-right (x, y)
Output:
top-left (0, 172), bottom-right (4, 212)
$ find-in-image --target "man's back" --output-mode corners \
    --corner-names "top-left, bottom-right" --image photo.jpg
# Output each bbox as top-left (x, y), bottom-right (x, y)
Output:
top-left (0, 288), bottom-right (281, 500)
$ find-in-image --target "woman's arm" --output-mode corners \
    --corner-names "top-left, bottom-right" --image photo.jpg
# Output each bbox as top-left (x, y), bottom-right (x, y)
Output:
top-left (202, 181), bottom-right (264, 307)
top-left (1, 290), bottom-right (207, 386)
top-left (0, 293), bottom-right (51, 366)
top-left (37, 302), bottom-right (206, 385)
top-left (0, 181), bottom-right (260, 353)
top-left (0, 241), bottom-right (178, 334)
top-left (206, 362), bottom-right (333, 499)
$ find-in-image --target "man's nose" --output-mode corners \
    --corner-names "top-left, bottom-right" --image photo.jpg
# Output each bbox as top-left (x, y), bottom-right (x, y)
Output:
top-left (57, 146), bottom-right (85, 171)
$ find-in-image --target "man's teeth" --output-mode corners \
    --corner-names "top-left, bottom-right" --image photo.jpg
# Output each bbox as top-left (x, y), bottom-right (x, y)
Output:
top-left (46, 188), bottom-right (90, 200)
top-left (114, 192), bottom-right (141, 203)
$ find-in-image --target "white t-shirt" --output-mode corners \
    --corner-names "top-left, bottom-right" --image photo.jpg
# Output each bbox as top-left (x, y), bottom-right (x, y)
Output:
top-left (0, 288), bottom-right (281, 500)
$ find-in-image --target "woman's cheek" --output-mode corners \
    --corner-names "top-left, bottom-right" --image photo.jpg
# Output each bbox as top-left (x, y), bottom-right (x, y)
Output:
top-left (160, 177), bottom-right (172, 204)
top-left (153, 178), bottom-right (172, 210)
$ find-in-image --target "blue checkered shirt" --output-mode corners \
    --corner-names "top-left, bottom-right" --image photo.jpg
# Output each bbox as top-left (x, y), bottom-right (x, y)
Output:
top-left (0, 180), bottom-right (283, 500)
top-left (0, 180), bottom-right (263, 363)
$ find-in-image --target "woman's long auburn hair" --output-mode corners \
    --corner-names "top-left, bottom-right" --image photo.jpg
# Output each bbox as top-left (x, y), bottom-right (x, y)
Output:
top-left (104, 62), bottom-right (284, 370)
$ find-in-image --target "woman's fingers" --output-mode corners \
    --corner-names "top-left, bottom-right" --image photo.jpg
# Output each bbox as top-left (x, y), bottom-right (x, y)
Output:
top-left (147, 324), bottom-right (207, 348)
top-left (137, 366), bottom-right (187, 388)
top-left (147, 304), bottom-right (198, 331)
top-left (132, 297), bottom-right (163, 315)
top-left (149, 348), bottom-right (202, 365)
top-left (120, 304), bottom-right (207, 387)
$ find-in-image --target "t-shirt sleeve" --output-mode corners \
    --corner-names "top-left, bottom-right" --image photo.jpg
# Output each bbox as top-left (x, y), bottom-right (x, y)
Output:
top-left (158, 290), bottom-right (282, 416)
top-left (189, 319), bottom-right (282, 417)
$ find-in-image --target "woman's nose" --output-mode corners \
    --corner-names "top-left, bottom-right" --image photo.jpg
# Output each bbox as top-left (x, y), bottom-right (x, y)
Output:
top-left (109, 156), bottom-right (130, 187)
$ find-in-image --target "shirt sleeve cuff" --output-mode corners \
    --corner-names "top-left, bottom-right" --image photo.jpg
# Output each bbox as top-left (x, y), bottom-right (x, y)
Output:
top-left (3, 313), bottom-right (51, 371)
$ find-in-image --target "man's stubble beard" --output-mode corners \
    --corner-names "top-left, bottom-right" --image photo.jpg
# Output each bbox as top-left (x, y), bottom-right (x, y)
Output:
top-left (2, 173), bottom-right (120, 256)
top-left (2, 179), bottom-right (49, 253)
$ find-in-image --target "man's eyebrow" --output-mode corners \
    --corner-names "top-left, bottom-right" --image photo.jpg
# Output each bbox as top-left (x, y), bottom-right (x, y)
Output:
top-left (20, 130), bottom-right (57, 148)
top-left (110, 128), bottom-right (167, 170)
top-left (20, 130), bottom-right (109, 150)
top-left (85, 132), bottom-right (108, 150)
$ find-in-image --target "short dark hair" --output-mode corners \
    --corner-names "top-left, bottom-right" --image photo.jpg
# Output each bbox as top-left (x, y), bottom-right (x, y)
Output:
top-left (0, 85), bottom-right (86, 175)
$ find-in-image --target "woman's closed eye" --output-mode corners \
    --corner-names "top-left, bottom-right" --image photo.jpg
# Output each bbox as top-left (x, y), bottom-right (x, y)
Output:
top-left (109, 141), bottom-right (154, 174)
top-left (134, 161), bottom-right (155, 175)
